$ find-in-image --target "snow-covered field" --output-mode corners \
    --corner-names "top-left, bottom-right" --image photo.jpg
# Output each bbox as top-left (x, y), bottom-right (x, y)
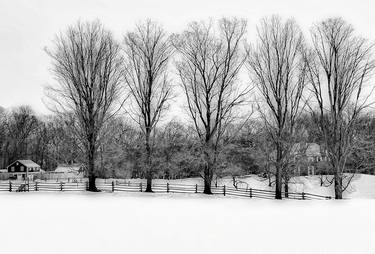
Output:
top-left (1, 174), bottom-right (375, 254)
top-left (0, 192), bottom-right (374, 254)
top-left (0, 175), bottom-right (375, 254)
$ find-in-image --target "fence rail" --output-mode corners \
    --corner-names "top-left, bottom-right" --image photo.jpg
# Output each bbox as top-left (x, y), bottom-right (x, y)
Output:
top-left (0, 180), bottom-right (332, 200)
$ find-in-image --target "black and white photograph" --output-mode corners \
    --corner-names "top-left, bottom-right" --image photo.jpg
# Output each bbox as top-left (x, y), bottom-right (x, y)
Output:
top-left (0, 0), bottom-right (375, 253)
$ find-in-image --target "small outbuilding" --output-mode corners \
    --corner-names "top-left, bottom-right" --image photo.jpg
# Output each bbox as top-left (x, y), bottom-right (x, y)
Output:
top-left (42, 164), bottom-right (85, 180)
top-left (7, 160), bottom-right (41, 180)
top-left (54, 164), bottom-right (83, 174)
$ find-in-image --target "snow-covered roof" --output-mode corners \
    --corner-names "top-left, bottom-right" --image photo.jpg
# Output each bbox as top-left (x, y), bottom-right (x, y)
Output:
top-left (55, 165), bottom-right (82, 173)
top-left (271, 142), bottom-right (323, 159)
top-left (305, 143), bottom-right (321, 157)
top-left (13, 160), bottom-right (40, 168)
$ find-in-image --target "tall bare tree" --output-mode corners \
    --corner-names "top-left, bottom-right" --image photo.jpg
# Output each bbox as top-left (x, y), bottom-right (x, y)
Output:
top-left (123, 20), bottom-right (174, 192)
top-left (247, 16), bottom-right (308, 199)
top-left (306, 17), bottom-right (375, 199)
top-left (45, 20), bottom-right (124, 191)
top-left (172, 18), bottom-right (249, 194)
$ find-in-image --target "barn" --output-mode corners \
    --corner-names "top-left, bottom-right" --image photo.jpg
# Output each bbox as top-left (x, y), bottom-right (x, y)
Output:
top-left (7, 160), bottom-right (41, 180)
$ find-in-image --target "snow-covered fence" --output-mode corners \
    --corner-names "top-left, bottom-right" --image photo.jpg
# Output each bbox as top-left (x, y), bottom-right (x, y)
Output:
top-left (97, 182), bottom-right (331, 200)
top-left (0, 181), bottom-right (87, 192)
top-left (0, 180), bottom-right (331, 200)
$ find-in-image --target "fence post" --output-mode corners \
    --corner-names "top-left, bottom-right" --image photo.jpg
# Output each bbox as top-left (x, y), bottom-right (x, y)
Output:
top-left (140, 182), bottom-right (142, 192)
top-left (302, 192), bottom-right (305, 200)
top-left (35, 182), bottom-right (38, 191)
top-left (60, 182), bottom-right (63, 191)
top-left (167, 183), bottom-right (169, 193)
top-left (195, 184), bottom-right (198, 193)
top-left (250, 188), bottom-right (252, 198)
top-left (9, 181), bottom-right (12, 192)
top-left (112, 181), bottom-right (115, 192)
top-left (223, 185), bottom-right (226, 196)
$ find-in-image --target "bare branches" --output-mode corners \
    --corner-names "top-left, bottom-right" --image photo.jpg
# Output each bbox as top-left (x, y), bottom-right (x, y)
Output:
top-left (247, 15), bottom-right (308, 199)
top-left (248, 16), bottom-right (307, 136)
top-left (172, 17), bottom-right (249, 194)
top-left (173, 18), bottom-right (249, 144)
top-left (123, 20), bottom-right (174, 191)
top-left (45, 20), bottom-right (124, 191)
top-left (45, 20), bottom-right (124, 141)
top-left (123, 20), bottom-right (174, 134)
top-left (306, 17), bottom-right (375, 199)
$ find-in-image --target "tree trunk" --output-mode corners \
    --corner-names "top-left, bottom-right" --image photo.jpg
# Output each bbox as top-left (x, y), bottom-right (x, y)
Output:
top-left (88, 173), bottom-right (98, 192)
top-left (145, 131), bottom-right (153, 192)
top-left (87, 136), bottom-right (99, 192)
top-left (203, 164), bottom-right (213, 194)
top-left (334, 170), bottom-right (343, 199)
top-left (268, 173), bottom-right (272, 187)
top-left (284, 180), bottom-right (289, 198)
top-left (145, 175), bottom-right (152, 192)
top-left (275, 145), bottom-right (283, 199)
top-left (203, 144), bottom-right (213, 194)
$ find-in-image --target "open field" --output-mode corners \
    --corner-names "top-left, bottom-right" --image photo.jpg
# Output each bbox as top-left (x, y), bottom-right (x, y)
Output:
top-left (0, 192), bottom-right (374, 254)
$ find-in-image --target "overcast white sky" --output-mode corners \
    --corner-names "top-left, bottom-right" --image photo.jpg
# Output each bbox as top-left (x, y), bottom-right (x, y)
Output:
top-left (0, 0), bottom-right (374, 116)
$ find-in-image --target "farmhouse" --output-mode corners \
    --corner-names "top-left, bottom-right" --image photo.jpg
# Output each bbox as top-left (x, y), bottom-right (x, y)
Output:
top-left (291, 143), bottom-right (328, 176)
top-left (270, 143), bottom-right (328, 176)
top-left (7, 160), bottom-right (41, 180)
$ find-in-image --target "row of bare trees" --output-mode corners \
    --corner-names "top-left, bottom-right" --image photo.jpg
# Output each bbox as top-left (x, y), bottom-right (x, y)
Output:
top-left (44, 16), bottom-right (375, 198)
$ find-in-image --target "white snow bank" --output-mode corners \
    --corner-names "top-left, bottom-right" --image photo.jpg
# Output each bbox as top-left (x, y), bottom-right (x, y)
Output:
top-left (0, 192), bottom-right (374, 254)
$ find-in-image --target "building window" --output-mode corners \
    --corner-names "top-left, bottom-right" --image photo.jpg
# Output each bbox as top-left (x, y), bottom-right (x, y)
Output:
top-left (20, 166), bottom-right (24, 172)
top-left (308, 166), bottom-right (315, 175)
top-left (11, 167), bottom-right (15, 172)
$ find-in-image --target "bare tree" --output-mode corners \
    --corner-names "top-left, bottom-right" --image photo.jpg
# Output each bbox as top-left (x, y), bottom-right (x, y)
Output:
top-left (172, 18), bottom-right (249, 194)
top-left (45, 20), bottom-right (124, 191)
top-left (2, 106), bottom-right (39, 167)
top-left (306, 17), bottom-right (375, 199)
top-left (247, 16), bottom-right (308, 199)
top-left (123, 20), bottom-right (174, 192)
top-left (0, 108), bottom-right (6, 168)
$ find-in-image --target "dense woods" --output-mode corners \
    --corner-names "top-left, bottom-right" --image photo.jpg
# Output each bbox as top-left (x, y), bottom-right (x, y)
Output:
top-left (0, 16), bottom-right (375, 199)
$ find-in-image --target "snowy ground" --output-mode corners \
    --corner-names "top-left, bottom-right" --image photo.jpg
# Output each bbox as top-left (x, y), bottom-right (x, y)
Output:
top-left (2, 174), bottom-right (375, 253)
top-left (0, 192), bottom-right (374, 254)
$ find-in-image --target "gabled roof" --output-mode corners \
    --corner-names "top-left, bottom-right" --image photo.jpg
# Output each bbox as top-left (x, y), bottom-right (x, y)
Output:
top-left (10, 160), bottom-right (40, 168)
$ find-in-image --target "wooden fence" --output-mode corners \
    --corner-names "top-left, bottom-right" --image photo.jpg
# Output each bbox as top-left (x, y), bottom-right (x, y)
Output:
top-left (0, 181), bottom-right (332, 200)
